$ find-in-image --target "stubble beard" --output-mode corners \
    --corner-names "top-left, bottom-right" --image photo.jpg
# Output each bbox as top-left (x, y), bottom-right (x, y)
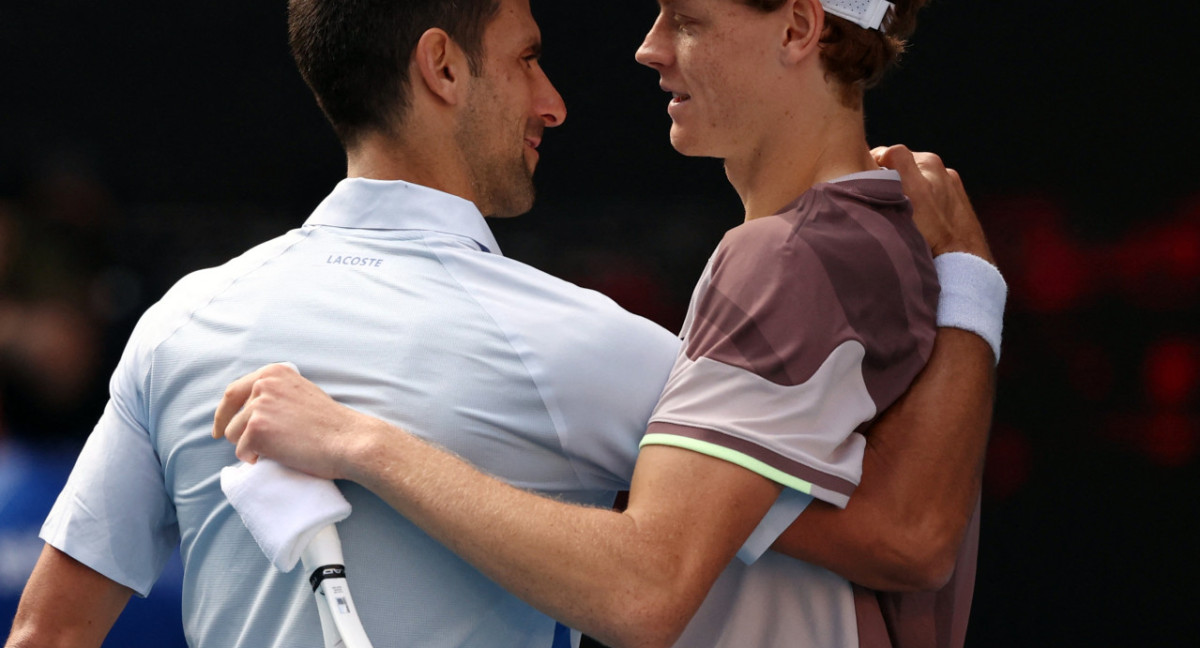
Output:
top-left (475, 152), bottom-right (536, 219)
top-left (455, 97), bottom-right (537, 219)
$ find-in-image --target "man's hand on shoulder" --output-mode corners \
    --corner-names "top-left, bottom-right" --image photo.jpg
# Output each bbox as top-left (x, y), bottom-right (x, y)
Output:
top-left (873, 145), bottom-right (994, 264)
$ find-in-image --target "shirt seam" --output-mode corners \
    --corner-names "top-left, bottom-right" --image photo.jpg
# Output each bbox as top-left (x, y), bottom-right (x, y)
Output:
top-left (142, 229), bottom-right (315, 429)
top-left (422, 241), bottom-right (596, 492)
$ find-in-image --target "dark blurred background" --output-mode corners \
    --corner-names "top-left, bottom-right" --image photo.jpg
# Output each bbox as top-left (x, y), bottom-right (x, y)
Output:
top-left (2, 1), bottom-right (1197, 646)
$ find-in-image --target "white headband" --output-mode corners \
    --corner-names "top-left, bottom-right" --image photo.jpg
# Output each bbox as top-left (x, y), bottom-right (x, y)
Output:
top-left (821, 0), bottom-right (895, 31)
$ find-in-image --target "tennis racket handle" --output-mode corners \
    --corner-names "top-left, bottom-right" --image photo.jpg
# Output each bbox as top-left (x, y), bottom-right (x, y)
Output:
top-left (312, 588), bottom-right (343, 648)
top-left (301, 525), bottom-right (346, 572)
top-left (301, 525), bottom-right (374, 648)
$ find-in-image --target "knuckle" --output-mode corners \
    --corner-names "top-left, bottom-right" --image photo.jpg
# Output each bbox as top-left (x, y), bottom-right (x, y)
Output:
top-left (877, 144), bottom-right (912, 167)
top-left (250, 377), bottom-right (271, 399)
top-left (913, 152), bottom-right (943, 168)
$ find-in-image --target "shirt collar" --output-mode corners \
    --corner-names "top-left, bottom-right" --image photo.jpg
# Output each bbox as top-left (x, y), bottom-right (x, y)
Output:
top-left (828, 169), bottom-right (901, 184)
top-left (303, 178), bottom-right (502, 255)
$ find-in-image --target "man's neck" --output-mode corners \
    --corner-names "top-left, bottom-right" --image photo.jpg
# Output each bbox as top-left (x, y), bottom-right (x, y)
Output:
top-left (725, 99), bottom-right (877, 222)
top-left (346, 129), bottom-right (475, 203)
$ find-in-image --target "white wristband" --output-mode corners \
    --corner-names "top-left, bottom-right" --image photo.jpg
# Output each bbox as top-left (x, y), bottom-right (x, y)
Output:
top-left (933, 252), bottom-right (1007, 363)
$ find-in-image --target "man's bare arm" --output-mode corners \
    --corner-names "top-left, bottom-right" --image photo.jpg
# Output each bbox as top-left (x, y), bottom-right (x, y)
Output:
top-left (772, 147), bottom-right (998, 591)
top-left (215, 378), bottom-right (781, 648)
top-left (5, 545), bottom-right (133, 648)
top-left (774, 328), bottom-right (993, 590)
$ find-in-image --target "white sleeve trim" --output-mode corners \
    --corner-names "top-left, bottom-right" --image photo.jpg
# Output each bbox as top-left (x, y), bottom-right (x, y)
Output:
top-left (736, 488), bottom-right (814, 564)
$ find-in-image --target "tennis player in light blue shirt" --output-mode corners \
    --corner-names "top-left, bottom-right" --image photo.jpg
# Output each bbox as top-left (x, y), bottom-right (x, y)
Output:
top-left (11, 1), bottom-right (690, 644)
top-left (39, 177), bottom-right (681, 647)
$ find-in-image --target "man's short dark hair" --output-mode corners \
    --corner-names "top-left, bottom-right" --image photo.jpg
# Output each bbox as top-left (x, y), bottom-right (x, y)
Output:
top-left (288, 0), bottom-right (502, 148)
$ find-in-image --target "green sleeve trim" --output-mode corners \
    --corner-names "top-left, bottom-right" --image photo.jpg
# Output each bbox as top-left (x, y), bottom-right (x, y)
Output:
top-left (640, 433), bottom-right (814, 495)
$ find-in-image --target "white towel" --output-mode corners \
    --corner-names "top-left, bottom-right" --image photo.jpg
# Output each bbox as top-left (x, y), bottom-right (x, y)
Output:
top-left (221, 459), bottom-right (352, 573)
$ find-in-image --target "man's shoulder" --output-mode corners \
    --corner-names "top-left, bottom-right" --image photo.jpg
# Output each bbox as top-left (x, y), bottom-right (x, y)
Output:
top-left (157, 231), bottom-right (299, 309)
top-left (713, 182), bottom-right (928, 288)
top-left (714, 187), bottom-right (885, 267)
top-left (687, 183), bottom-right (935, 384)
top-left (445, 247), bottom-right (672, 334)
top-left (120, 231), bottom-right (307, 373)
top-left (436, 248), bottom-right (679, 391)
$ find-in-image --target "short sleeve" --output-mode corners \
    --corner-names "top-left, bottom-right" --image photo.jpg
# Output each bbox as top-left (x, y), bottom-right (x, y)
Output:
top-left (445, 251), bottom-right (681, 492)
top-left (40, 331), bottom-right (179, 597)
top-left (544, 303), bottom-right (681, 490)
top-left (644, 198), bottom-right (935, 510)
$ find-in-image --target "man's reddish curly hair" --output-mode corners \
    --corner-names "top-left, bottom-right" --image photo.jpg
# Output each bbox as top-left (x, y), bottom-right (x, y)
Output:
top-left (740, 0), bottom-right (929, 107)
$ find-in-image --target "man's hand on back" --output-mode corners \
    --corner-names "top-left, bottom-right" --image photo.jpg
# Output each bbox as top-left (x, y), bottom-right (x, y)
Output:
top-left (212, 363), bottom-right (386, 482)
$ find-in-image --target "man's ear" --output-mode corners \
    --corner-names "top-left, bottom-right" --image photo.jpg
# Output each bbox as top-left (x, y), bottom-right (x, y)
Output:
top-left (413, 28), bottom-right (470, 106)
top-left (780, 0), bottom-right (824, 65)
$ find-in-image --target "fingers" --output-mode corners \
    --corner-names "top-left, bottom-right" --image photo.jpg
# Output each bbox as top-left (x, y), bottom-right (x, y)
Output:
top-left (872, 144), bottom-right (916, 176)
top-left (875, 145), bottom-right (937, 205)
top-left (214, 382), bottom-right (261, 463)
top-left (223, 401), bottom-right (252, 445)
top-left (912, 151), bottom-right (947, 174)
top-left (234, 427), bottom-right (260, 465)
top-left (211, 363), bottom-right (298, 439)
top-left (874, 144), bottom-right (960, 256)
top-left (946, 167), bottom-right (964, 190)
top-left (873, 144), bottom-right (950, 185)
top-left (213, 370), bottom-right (262, 439)
top-left (219, 375), bottom-right (271, 463)
top-left (880, 147), bottom-right (991, 261)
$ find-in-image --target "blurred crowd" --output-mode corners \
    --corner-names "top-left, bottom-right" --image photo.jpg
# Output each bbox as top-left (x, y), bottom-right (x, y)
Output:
top-left (982, 193), bottom-right (1200, 491)
top-left (968, 194), bottom-right (1199, 645)
top-left (1, 161), bottom-right (116, 440)
top-left (0, 159), bottom-right (186, 646)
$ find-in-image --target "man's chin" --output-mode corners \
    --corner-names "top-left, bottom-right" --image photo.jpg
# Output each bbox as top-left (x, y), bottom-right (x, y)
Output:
top-left (486, 181), bottom-right (536, 219)
top-left (669, 129), bottom-right (706, 158)
top-left (487, 202), bottom-right (534, 219)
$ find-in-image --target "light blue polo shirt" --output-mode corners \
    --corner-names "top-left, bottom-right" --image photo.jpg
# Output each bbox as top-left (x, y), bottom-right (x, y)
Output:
top-left (41, 178), bottom-right (681, 648)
